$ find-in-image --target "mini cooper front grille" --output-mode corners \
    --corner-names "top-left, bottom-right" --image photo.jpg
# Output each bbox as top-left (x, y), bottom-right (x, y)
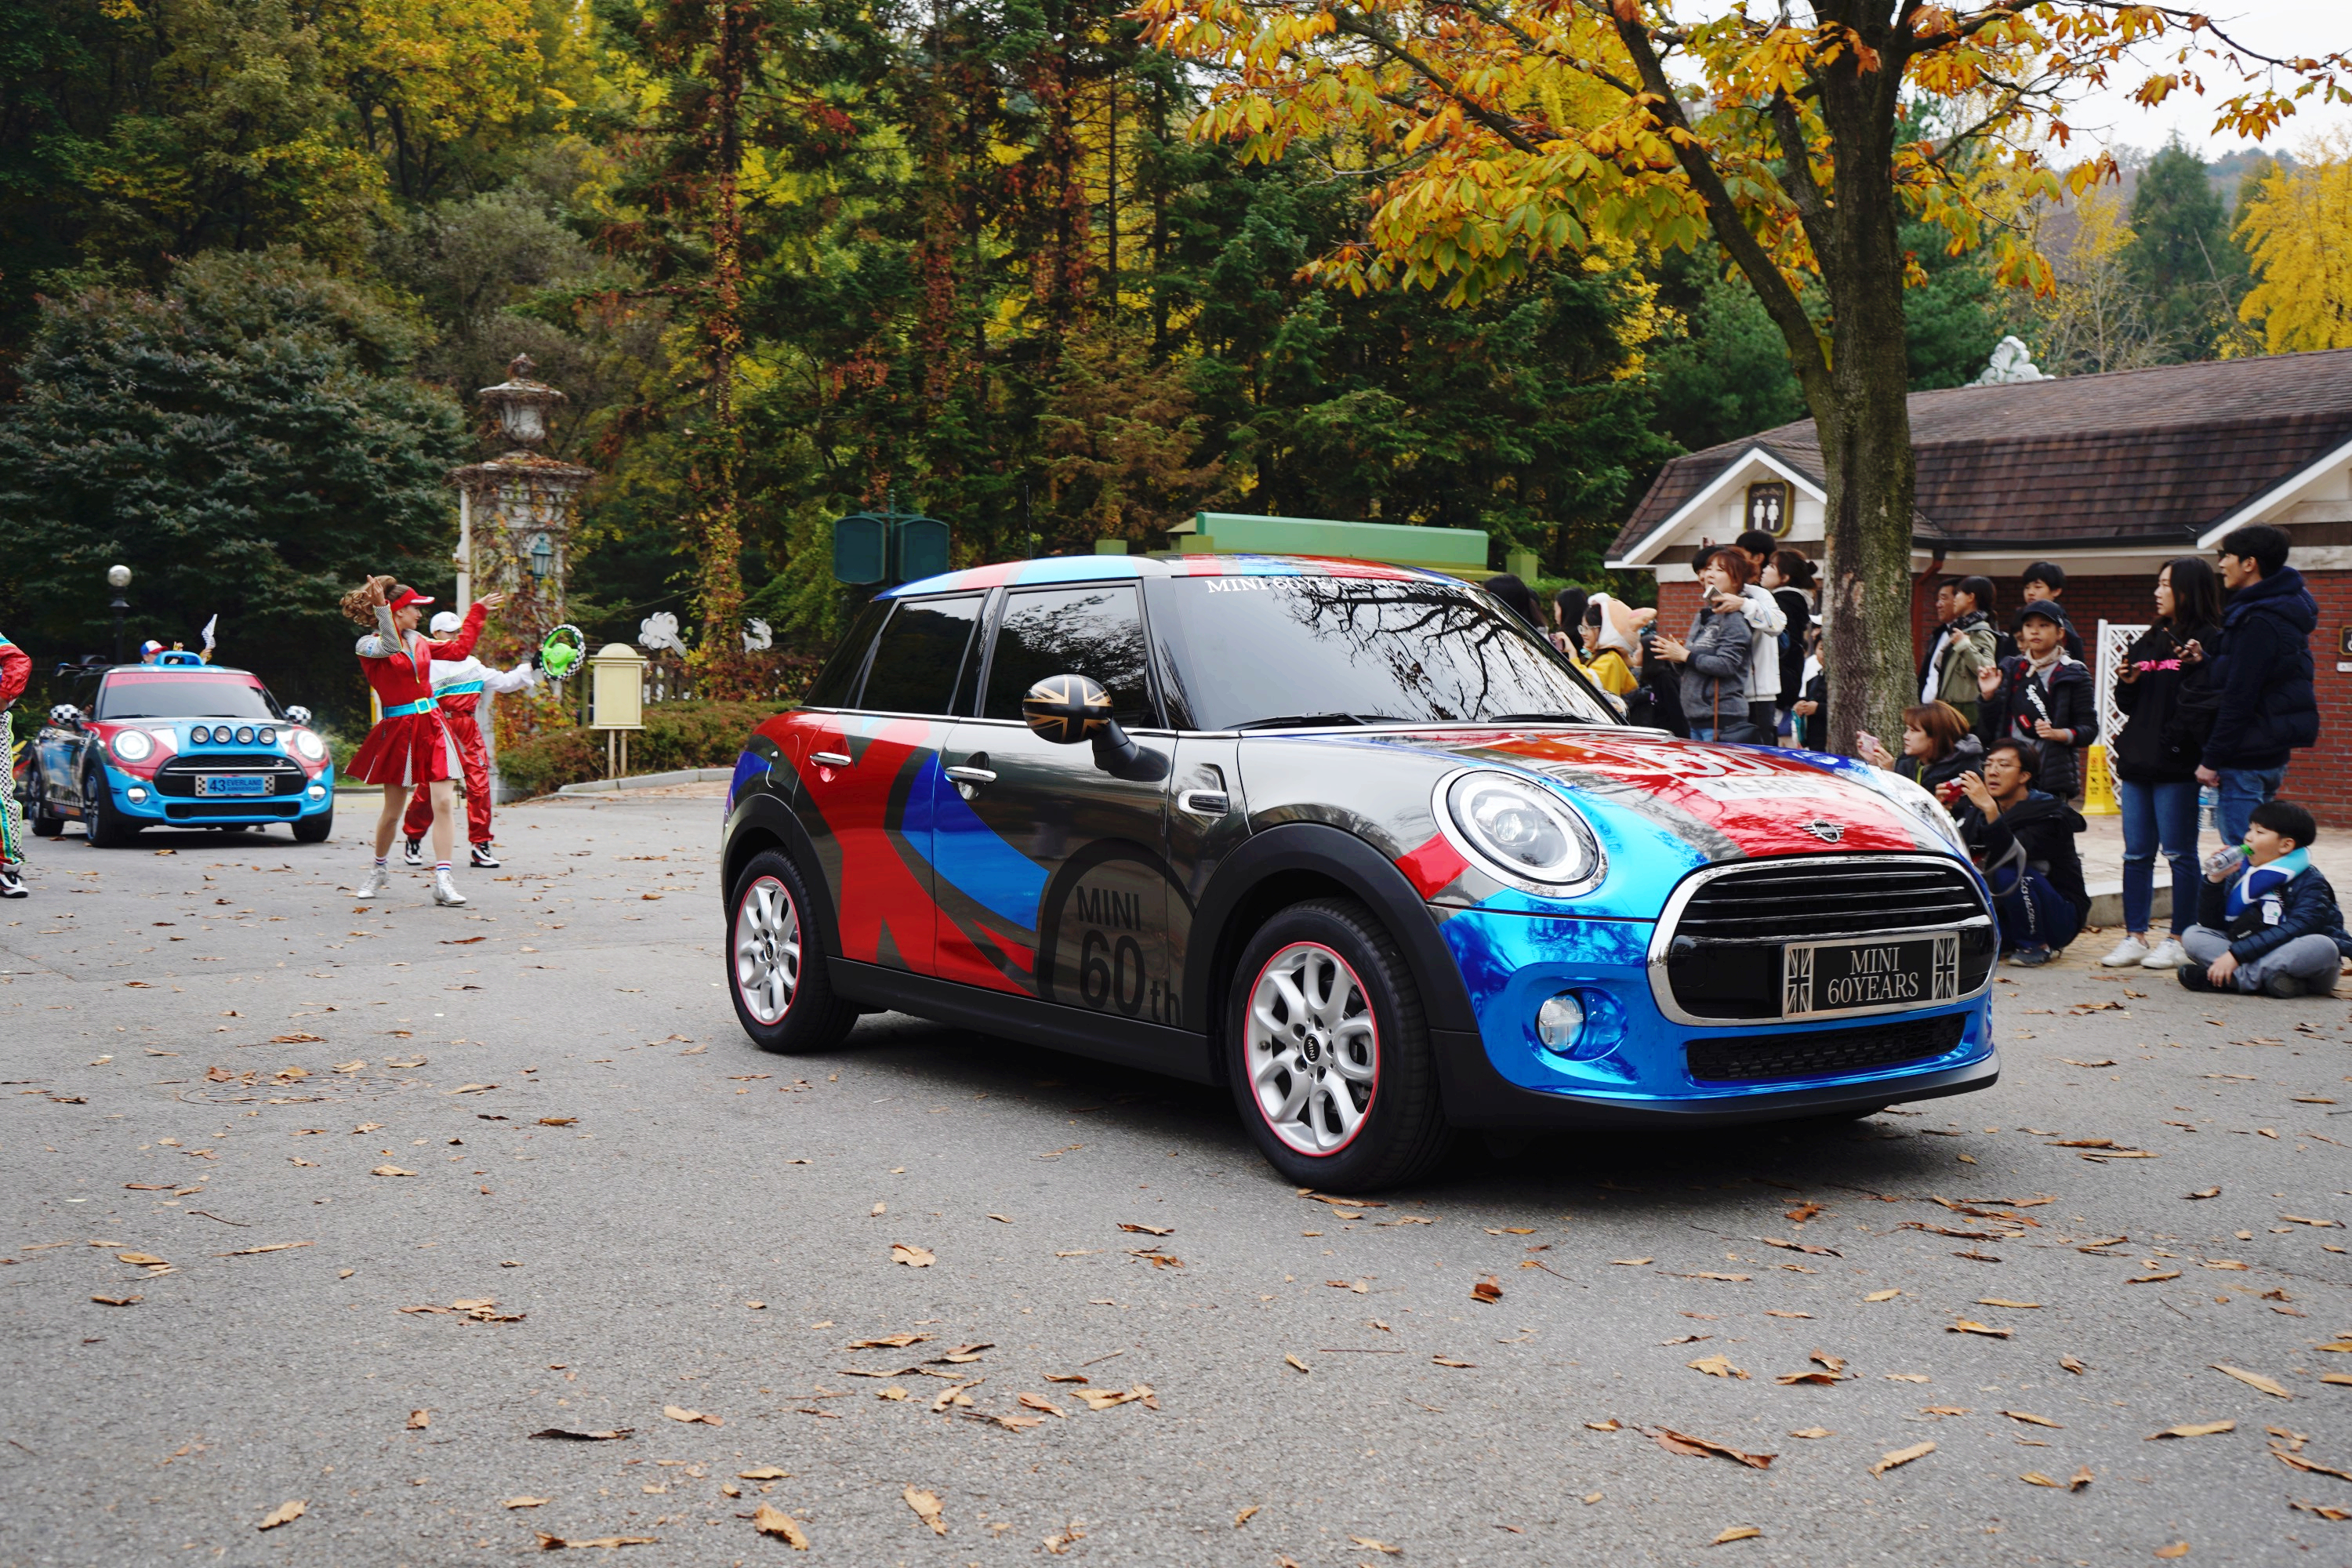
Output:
top-left (1661, 856), bottom-right (1994, 1021)
top-left (1686, 1011), bottom-right (1969, 1083)
top-left (1674, 858), bottom-right (1986, 942)
top-left (153, 754), bottom-right (305, 798)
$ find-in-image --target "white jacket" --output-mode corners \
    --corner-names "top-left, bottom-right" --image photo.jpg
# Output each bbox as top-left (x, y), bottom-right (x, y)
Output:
top-left (429, 655), bottom-right (539, 702)
top-left (1733, 583), bottom-right (1787, 702)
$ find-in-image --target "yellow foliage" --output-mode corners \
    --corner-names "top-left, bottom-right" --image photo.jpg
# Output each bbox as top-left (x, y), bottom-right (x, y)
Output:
top-left (2237, 132), bottom-right (2352, 354)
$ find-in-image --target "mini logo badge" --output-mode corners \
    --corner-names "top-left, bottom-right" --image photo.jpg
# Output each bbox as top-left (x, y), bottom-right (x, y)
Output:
top-left (1799, 818), bottom-right (1846, 844)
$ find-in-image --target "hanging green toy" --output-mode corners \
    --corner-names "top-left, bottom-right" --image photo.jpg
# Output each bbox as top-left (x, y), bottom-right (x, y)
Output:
top-left (539, 623), bottom-right (586, 684)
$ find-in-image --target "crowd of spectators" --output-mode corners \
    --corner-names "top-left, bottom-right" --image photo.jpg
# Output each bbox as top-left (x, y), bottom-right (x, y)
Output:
top-left (1493, 519), bottom-right (2340, 997)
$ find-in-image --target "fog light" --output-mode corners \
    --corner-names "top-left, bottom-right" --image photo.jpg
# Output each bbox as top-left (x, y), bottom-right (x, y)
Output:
top-left (1535, 992), bottom-right (1586, 1051)
top-left (307, 784), bottom-right (325, 799)
top-left (125, 786), bottom-right (147, 804)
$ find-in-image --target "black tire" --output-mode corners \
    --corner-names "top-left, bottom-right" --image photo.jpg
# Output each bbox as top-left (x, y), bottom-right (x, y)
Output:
top-left (83, 767), bottom-right (139, 847)
top-left (1225, 897), bottom-right (1454, 1191)
top-left (292, 806), bottom-right (333, 844)
top-left (726, 848), bottom-right (858, 1054)
top-left (26, 763), bottom-right (62, 837)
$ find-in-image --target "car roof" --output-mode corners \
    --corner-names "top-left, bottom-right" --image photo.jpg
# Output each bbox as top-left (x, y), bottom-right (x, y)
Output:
top-left (100, 662), bottom-right (259, 680)
top-left (881, 553), bottom-right (1468, 599)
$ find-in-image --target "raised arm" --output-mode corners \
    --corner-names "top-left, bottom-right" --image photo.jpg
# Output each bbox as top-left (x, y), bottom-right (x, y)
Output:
top-left (424, 601), bottom-right (491, 665)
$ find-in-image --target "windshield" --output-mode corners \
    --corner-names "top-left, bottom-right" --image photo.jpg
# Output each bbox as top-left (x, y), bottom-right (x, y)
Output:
top-left (1156, 575), bottom-right (1618, 731)
top-left (96, 671), bottom-right (283, 721)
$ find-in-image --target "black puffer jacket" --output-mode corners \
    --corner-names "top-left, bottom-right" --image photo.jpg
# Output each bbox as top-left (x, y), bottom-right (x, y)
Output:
top-left (2195, 864), bottom-right (2352, 962)
top-left (2112, 620), bottom-right (2220, 783)
top-left (1977, 655), bottom-right (2098, 799)
top-left (2203, 567), bottom-right (2319, 771)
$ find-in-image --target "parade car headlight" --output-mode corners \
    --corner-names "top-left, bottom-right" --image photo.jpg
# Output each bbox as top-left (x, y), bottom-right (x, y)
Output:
top-left (1442, 771), bottom-right (1601, 890)
top-left (291, 729), bottom-right (325, 761)
top-left (1848, 764), bottom-right (1968, 854)
top-left (257, 727), bottom-right (277, 746)
top-left (190, 725), bottom-right (212, 744)
top-left (234, 725), bottom-right (255, 746)
top-left (109, 728), bottom-right (153, 763)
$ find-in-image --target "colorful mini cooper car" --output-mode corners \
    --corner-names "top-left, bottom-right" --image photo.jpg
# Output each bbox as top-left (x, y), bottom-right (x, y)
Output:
top-left (718, 554), bottom-right (1996, 1188)
top-left (23, 654), bottom-right (336, 845)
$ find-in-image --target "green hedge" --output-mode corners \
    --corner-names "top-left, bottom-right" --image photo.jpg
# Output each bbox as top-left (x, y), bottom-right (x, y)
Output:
top-left (495, 700), bottom-right (785, 798)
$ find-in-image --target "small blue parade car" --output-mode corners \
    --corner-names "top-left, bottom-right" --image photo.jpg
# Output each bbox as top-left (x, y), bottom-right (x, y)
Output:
top-left (23, 653), bottom-right (336, 845)
top-left (717, 554), bottom-right (1998, 1189)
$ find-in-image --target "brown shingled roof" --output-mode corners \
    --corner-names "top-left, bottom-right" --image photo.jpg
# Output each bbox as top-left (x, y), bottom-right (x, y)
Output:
top-left (1609, 347), bottom-right (2352, 560)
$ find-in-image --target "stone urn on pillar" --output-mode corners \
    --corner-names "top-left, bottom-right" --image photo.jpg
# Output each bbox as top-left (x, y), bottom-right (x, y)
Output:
top-left (453, 355), bottom-right (595, 795)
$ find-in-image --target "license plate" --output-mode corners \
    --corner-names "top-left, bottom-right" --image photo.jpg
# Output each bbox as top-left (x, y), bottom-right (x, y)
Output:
top-left (1782, 932), bottom-right (1961, 1020)
top-left (194, 775), bottom-right (268, 797)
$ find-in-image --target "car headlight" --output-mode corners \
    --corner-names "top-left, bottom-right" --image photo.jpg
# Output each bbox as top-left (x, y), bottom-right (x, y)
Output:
top-left (292, 729), bottom-right (325, 761)
top-left (234, 725), bottom-right (255, 746)
top-left (109, 728), bottom-right (153, 763)
top-left (191, 725), bottom-right (212, 744)
top-left (1440, 770), bottom-right (1602, 891)
top-left (258, 727), bottom-right (277, 746)
top-left (1850, 764), bottom-right (1967, 853)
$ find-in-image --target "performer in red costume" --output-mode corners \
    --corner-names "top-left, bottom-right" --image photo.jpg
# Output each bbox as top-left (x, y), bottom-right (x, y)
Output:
top-left (399, 610), bottom-right (539, 869)
top-left (0, 625), bottom-right (31, 898)
top-left (338, 576), bottom-right (507, 906)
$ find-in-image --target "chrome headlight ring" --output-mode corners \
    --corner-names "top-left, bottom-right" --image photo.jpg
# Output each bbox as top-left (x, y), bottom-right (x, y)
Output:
top-left (1431, 768), bottom-right (1606, 898)
top-left (108, 728), bottom-right (154, 763)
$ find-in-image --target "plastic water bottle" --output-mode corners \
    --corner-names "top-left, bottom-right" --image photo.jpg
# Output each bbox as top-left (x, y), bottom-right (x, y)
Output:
top-left (2202, 843), bottom-right (2247, 881)
top-left (2198, 782), bottom-right (2217, 831)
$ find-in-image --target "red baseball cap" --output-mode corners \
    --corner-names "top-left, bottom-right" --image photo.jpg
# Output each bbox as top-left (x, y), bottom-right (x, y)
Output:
top-left (386, 587), bottom-right (435, 613)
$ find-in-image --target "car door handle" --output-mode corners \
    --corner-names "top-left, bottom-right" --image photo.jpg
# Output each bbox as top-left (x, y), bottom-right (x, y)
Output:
top-left (943, 766), bottom-right (997, 785)
top-left (811, 750), bottom-right (851, 768)
top-left (1177, 789), bottom-right (1229, 817)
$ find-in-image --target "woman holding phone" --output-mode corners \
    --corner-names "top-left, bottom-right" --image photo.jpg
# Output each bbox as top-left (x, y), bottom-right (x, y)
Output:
top-left (2102, 556), bottom-right (2223, 970)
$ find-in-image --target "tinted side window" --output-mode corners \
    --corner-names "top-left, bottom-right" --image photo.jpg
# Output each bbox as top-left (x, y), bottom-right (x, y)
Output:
top-left (803, 599), bottom-right (890, 708)
top-left (982, 586), bottom-right (1156, 726)
top-left (858, 595), bottom-right (984, 715)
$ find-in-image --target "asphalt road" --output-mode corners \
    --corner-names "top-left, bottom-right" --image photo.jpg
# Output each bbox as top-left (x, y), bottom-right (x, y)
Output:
top-left (2, 793), bottom-right (2348, 1567)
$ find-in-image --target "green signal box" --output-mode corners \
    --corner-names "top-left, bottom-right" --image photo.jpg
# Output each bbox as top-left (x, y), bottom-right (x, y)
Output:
top-left (832, 505), bottom-right (950, 586)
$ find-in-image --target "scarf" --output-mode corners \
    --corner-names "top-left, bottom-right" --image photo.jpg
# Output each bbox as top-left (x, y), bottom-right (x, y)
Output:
top-left (2226, 848), bottom-right (2310, 925)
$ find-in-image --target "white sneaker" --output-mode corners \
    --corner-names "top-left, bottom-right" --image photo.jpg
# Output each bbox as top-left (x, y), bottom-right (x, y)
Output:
top-left (469, 843), bottom-right (500, 869)
top-left (2141, 937), bottom-right (2188, 970)
top-left (431, 866), bottom-right (467, 907)
top-left (401, 837), bottom-right (423, 867)
top-left (353, 863), bottom-right (391, 900)
top-left (2099, 935), bottom-right (2151, 967)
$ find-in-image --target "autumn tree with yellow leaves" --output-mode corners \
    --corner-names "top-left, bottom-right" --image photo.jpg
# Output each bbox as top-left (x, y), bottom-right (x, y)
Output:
top-left (2238, 132), bottom-right (2352, 354)
top-left (1134, 0), bottom-right (2351, 741)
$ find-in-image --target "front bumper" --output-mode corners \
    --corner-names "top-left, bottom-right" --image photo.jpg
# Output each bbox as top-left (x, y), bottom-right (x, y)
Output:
top-left (104, 764), bottom-right (336, 824)
top-left (1432, 907), bottom-right (1997, 1130)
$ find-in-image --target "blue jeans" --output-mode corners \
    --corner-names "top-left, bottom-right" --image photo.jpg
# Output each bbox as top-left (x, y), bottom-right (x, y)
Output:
top-left (2214, 766), bottom-right (2286, 846)
top-left (1985, 861), bottom-right (2081, 955)
top-left (2116, 777), bottom-right (2201, 936)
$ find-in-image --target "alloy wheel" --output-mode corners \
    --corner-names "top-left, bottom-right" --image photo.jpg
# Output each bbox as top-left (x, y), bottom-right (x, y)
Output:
top-left (733, 875), bottom-right (802, 1025)
top-left (1245, 940), bottom-right (1378, 1155)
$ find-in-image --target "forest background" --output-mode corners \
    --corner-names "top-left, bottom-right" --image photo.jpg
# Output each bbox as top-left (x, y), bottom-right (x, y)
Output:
top-left (0, 0), bottom-right (2343, 729)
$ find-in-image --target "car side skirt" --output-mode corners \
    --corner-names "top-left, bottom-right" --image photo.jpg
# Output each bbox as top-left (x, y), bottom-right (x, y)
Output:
top-left (828, 958), bottom-right (1218, 1084)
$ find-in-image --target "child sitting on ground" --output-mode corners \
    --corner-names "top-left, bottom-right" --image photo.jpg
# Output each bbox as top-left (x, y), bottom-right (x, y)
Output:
top-left (2179, 800), bottom-right (2352, 998)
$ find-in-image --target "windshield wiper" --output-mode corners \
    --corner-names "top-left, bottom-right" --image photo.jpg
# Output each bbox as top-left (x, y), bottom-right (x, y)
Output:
top-left (1481, 711), bottom-right (1601, 725)
top-left (1232, 713), bottom-right (1382, 731)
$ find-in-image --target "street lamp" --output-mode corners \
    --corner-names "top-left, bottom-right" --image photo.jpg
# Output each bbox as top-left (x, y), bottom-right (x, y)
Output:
top-left (107, 564), bottom-right (131, 666)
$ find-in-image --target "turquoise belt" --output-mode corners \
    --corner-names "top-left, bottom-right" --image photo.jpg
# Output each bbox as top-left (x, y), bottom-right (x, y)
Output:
top-left (380, 699), bottom-right (434, 718)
